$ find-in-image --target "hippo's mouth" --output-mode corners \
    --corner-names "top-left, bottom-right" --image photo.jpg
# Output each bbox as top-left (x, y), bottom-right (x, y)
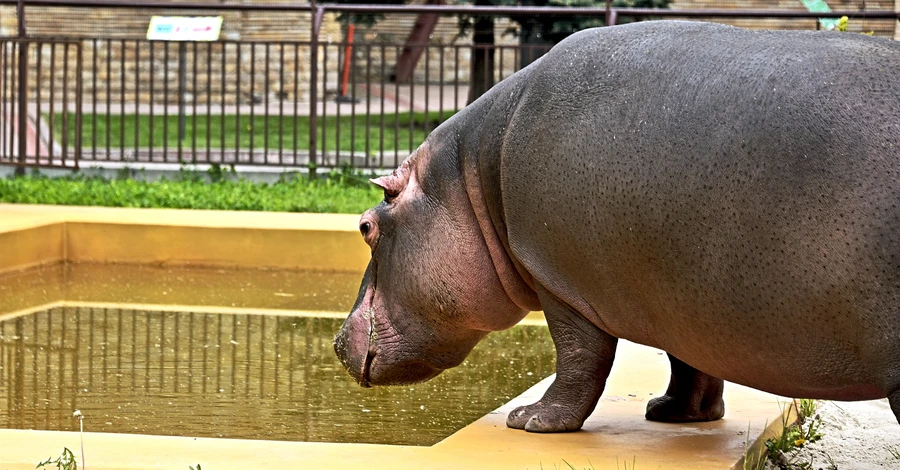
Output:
top-left (361, 350), bottom-right (375, 388)
top-left (358, 261), bottom-right (379, 388)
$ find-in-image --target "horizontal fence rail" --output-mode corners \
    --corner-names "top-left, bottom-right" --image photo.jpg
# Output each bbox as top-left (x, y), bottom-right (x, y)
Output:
top-left (0, 2), bottom-right (897, 172)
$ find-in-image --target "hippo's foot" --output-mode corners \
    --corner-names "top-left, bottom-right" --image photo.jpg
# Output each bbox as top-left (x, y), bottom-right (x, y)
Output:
top-left (506, 402), bottom-right (585, 432)
top-left (505, 284), bottom-right (620, 433)
top-left (645, 353), bottom-right (725, 423)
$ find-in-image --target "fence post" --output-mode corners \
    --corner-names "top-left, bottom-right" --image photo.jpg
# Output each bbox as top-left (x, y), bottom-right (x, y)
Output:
top-left (309, 2), bottom-right (325, 180)
top-left (15, 0), bottom-right (27, 175)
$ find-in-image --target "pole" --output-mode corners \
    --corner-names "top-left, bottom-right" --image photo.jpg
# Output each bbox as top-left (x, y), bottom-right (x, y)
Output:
top-left (178, 41), bottom-right (186, 142)
top-left (15, 0), bottom-right (27, 175)
top-left (309, 0), bottom-right (324, 179)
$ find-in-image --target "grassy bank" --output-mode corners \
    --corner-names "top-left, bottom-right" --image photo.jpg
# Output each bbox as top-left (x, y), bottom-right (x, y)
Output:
top-left (54, 111), bottom-right (453, 152)
top-left (0, 168), bottom-right (383, 214)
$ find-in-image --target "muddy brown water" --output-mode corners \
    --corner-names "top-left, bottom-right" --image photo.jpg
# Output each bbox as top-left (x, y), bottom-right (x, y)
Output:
top-left (0, 264), bottom-right (555, 446)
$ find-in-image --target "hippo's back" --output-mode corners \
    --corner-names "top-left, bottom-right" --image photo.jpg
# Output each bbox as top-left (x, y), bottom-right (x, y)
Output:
top-left (497, 21), bottom-right (900, 398)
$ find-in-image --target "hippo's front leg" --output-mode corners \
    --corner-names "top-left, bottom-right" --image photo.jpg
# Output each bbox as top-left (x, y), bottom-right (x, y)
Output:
top-left (506, 285), bottom-right (618, 432)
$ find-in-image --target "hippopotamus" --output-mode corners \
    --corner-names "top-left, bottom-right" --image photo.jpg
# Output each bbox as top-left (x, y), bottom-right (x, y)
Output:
top-left (334, 20), bottom-right (900, 432)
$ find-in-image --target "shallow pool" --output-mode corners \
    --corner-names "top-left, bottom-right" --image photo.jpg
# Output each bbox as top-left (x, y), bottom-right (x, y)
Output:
top-left (0, 266), bottom-right (555, 446)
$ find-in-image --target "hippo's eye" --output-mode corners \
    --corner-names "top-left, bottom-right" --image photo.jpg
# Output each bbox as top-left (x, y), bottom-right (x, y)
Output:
top-left (383, 189), bottom-right (399, 203)
top-left (360, 221), bottom-right (372, 237)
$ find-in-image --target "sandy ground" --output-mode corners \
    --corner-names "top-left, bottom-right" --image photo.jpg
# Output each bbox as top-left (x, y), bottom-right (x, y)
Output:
top-left (763, 399), bottom-right (900, 470)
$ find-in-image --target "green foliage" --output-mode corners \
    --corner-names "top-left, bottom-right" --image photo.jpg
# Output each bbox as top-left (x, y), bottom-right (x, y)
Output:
top-left (35, 448), bottom-right (77, 470)
top-left (189, 465), bottom-right (202, 470)
top-left (797, 399), bottom-right (817, 421)
top-left (888, 446), bottom-right (900, 460)
top-left (0, 170), bottom-right (383, 214)
top-left (764, 409), bottom-right (824, 470)
top-left (56, 111), bottom-right (453, 154)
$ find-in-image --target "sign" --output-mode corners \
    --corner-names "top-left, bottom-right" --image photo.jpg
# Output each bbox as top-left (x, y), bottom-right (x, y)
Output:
top-left (147, 16), bottom-right (223, 41)
top-left (799, 0), bottom-right (840, 31)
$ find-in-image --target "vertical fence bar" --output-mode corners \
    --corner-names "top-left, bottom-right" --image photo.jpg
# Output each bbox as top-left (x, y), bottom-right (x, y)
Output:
top-left (148, 41), bottom-right (154, 162)
top-left (163, 42), bottom-right (169, 162)
top-left (48, 44), bottom-right (55, 163)
top-left (119, 39), bottom-right (125, 162)
top-left (309, 3), bottom-right (324, 178)
top-left (235, 43), bottom-right (241, 164)
top-left (454, 46), bottom-right (460, 115)
top-left (206, 43), bottom-right (212, 163)
top-left (334, 44), bottom-right (341, 167)
top-left (424, 42), bottom-right (430, 141)
top-left (91, 39), bottom-right (97, 160)
top-left (277, 43), bottom-right (284, 165)
top-left (407, 46), bottom-right (414, 157)
top-left (349, 39), bottom-right (356, 169)
top-left (192, 41), bottom-right (198, 163)
top-left (292, 43), bottom-right (299, 166)
top-left (438, 46), bottom-right (444, 123)
top-left (321, 43), bottom-right (328, 166)
top-left (264, 43), bottom-right (270, 165)
top-left (15, 1), bottom-right (27, 172)
top-left (62, 43), bottom-right (70, 165)
top-left (393, 44), bottom-right (400, 164)
top-left (2, 41), bottom-right (8, 163)
top-left (177, 42), bottom-right (185, 163)
top-left (75, 43), bottom-right (83, 167)
top-left (364, 43), bottom-right (372, 168)
top-left (249, 43), bottom-right (256, 163)
top-left (220, 43), bottom-right (227, 163)
top-left (379, 44), bottom-right (385, 168)
top-left (134, 40), bottom-right (140, 162)
top-left (34, 43), bottom-right (42, 163)
top-left (104, 41), bottom-right (111, 161)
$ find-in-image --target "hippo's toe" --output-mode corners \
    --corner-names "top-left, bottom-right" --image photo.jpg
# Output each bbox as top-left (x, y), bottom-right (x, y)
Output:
top-left (506, 403), bottom-right (584, 433)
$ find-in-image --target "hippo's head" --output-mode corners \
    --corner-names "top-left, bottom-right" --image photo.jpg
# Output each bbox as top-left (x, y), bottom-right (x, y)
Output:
top-left (334, 135), bottom-right (533, 387)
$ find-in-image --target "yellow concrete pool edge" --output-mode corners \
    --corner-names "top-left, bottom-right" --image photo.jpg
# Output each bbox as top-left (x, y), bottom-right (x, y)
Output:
top-left (0, 204), bottom-right (794, 470)
top-left (0, 204), bottom-right (370, 274)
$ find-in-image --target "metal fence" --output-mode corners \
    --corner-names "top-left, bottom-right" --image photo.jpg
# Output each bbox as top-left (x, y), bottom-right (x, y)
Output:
top-left (0, 1), bottom-right (897, 172)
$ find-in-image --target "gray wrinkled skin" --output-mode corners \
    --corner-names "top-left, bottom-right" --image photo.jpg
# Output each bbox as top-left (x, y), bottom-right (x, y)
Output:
top-left (335, 21), bottom-right (900, 433)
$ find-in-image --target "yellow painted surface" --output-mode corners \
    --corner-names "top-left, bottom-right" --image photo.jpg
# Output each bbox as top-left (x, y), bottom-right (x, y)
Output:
top-left (0, 204), bottom-right (793, 469)
top-left (0, 204), bottom-right (370, 272)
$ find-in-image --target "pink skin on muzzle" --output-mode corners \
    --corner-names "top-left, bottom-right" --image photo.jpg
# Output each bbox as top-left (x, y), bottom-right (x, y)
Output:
top-left (334, 279), bottom-right (376, 388)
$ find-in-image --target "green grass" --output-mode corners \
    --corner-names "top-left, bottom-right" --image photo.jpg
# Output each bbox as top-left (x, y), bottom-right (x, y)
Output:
top-left (54, 111), bottom-right (453, 153)
top-left (0, 168), bottom-right (383, 214)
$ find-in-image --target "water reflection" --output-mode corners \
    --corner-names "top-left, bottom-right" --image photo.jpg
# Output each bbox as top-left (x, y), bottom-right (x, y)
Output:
top-left (0, 306), bottom-right (554, 445)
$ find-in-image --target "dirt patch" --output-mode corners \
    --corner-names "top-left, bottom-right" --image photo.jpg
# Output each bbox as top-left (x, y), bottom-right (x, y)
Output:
top-left (764, 399), bottom-right (900, 470)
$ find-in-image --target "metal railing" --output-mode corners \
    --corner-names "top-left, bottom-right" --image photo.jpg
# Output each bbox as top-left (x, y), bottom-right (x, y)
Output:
top-left (0, 1), bottom-right (896, 172)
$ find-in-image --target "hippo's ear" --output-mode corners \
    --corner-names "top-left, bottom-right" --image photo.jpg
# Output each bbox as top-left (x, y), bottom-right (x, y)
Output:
top-left (370, 173), bottom-right (406, 199)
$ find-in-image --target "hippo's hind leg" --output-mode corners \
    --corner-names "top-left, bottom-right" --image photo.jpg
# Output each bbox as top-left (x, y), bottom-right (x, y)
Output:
top-left (506, 285), bottom-right (618, 432)
top-left (645, 354), bottom-right (725, 422)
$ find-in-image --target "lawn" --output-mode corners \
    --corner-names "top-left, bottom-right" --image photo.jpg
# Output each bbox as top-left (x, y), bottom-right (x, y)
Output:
top-left (0, 168), bottom-right (384, 214)
top-left (53, 111), bottom-right (454, 153)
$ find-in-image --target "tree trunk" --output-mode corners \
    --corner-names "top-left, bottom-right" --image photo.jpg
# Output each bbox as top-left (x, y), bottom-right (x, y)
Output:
top-left (467, 14), bottom-right (495, 105)
top-left (517, 22), bottom-right (555, 70)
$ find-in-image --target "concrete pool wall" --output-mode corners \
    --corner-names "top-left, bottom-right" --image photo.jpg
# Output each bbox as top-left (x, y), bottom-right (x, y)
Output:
top-left (0, 203), bottom-right (793, 469)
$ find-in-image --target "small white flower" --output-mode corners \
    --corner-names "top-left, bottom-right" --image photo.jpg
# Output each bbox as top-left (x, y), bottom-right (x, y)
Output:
top-left (73, 410), bottom-right (83, 418)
